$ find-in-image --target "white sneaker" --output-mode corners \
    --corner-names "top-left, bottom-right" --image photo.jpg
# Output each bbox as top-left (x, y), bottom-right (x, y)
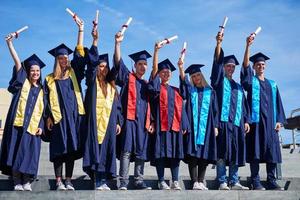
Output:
top-left (14, 184), bottom-right (24, 191)
top-left (23, 182), bottom-right (32, 191)
top-left (231, 182), bottom-right (249, 190)
top-left (56, 181), bottom-right (67, 191)
top-left (96, 183), bottom-right (111, 191)
top-left (219, 182), bottom-right (230, 190)
top-left (171, 181), bottom-right (182, 190)
top-left (158, 181), bottom-right (170, 190)
top-left (65, 181), bottom-right (75, 191)
top-left (198, 182), bottom-right (208, 190)
top-left (193, 182), bottom-right (201, 190)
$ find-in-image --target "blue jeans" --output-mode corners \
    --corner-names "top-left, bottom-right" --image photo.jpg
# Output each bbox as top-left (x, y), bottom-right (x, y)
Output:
top-left (95, 172), bottom-right (106, 187)
top-left (119, 151), bottom-right (145, 186)
top-left (216, 159), bottom-right (239, 185)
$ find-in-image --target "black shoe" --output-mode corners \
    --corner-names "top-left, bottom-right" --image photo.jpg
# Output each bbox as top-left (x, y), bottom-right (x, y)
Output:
top-left (267, 181), bottom-right (284, 190)
top-left (252, 182), bottom-right (266, 190)
top-left (134, 181), bottom-right (152, 190)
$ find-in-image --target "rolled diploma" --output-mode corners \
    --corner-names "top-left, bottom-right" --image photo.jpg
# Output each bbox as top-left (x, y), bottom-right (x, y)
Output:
top-left (66, 8), bottom-right (82, 23)
top-left (219, 16), bottom-right (228, 34)
top-left (120, 17), bottom-right (133, 35)
top-left (159, 35), bottom-right (178, 45)
top-left (95, 10), bottom-right (99, 25)
top-left (253, 26), bottom-right (262, 36)
top-left (180, 42), bottom-right (187, 61)
top-left (10, 26), bottom-right (29, 38)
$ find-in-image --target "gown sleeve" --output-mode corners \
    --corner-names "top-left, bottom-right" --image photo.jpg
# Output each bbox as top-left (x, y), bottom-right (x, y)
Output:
top-left (8, 66), bottom-right (27, 94)
top-left (210, 48), bottom-right (225, 89)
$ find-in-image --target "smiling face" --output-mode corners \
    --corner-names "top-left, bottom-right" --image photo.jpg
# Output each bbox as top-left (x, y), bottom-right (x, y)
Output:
top-left (253, 61), bottom-right (266, 76)
top-left (191, 72), bottom-right (202, 86)
top-left (29, 65), bottom-right (41, 84)
top-left (224, 63), bottom-right (235, 78)
top-left (57, 55), bottom-right (68, 70)
top-left (159, 68), bottom-right (171, 83)
top-left (134, 60), bottom-right (147, 77)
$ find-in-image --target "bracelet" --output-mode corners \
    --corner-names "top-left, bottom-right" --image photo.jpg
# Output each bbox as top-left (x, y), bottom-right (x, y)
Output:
top-left (79, 30), bottom-right (84, 32)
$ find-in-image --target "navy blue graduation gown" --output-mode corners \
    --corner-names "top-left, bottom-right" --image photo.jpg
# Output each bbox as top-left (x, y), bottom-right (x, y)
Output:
top-left (0, 67), bottom-right (44, 177)
top-left (44, 48), bottom-right (85, 162)
top-left (241, 65), bottom-right (286, 163)
top-left (147, 76), bottom-right (189, 167)
top-left (210, 49), bottom-right (250, 166)
top-left (82, 45), bottom-right (122, 179)
top-left (111, 57), bottom-right (151, 161)
top-left (180, 76), bottom-right (218, 164)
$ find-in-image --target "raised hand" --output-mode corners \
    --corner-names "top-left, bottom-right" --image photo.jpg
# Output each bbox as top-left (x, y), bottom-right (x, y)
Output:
top-left (115, 32), bottom-right (124, 44)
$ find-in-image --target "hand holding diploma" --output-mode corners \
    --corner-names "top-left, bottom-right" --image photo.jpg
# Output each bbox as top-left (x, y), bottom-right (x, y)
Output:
top-left (250, 26), bottom-right (262, 38)
top-left (119, 17), bottom-right (132, 35)
top-left (66, 8), bottom-right (84, 26)
top-left (158, 35), bottom-right (178, 46)
top-left (92, 10), bottom-right (99, 31)
top-left (219, 16), bottom-right (228, 35)
top-left (5, 26), bottom-right (28, 40)
top-left (180, 42), bottom-right (187, 62)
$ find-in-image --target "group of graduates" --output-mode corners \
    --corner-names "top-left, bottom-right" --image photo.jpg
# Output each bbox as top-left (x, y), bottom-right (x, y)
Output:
top-left (0, 15), bottom-right (286, 192)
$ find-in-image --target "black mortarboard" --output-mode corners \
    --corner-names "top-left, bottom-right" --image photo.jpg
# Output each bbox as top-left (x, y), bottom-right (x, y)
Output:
top-left (23, 54), bottom-right (46, 71)
top-left (185, 64), bottom-right (205, 75)
top-left (250, 52), bottom-right (270, 64)
top-left (158, 59), bottom-right (176, 72)
top-left (48, 43), bottom-right (73, 57)
top-left (128, 50), bottom-right (151, 63)
top-left (224, 55), bottom-right (239, 66)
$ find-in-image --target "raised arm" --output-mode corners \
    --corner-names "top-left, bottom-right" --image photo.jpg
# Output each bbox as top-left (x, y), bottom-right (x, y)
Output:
top-left (210, 32), bottom-right (224, 88)
top-left (243, 35), bottom-right (254, 68)
top-left (240, 36), bottom-right (255, 91)
top-left (114, 32), bottom-right (124, 66)
top-left (5, 35), bottom-right (21, 71)
top-left (151, 42), bottom-right (163, 79)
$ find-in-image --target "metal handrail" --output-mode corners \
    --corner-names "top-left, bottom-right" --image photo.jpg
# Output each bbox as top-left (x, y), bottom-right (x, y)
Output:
top-left (290, 108), bottom-right (300, 151)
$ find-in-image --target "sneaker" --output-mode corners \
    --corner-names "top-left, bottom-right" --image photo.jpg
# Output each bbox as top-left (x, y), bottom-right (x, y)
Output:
top-left (119, 182), bottom-right (128, 191)
top-left (231, 182), bottom-right (249, 190)
top-left (65, 180), bottom-right (75, 191)
top-left (96, 183), bottom-right (111, 191)
top-left (23, 182), bottom-right (32, 191)
top-left (171, 181), bottom-right (182, 190)
top-left (134, 181), bottom-right (152, 190)
top-left (219, 182), bottom-right (230, 190)
top-left (192, 182), bottom-right (201, 190)
top-left (158, 181), bottom-right (170, 190)
top-left (56, 181), bottom-right (67, 191)
top-left (252, 182), bottom-right (266, 190)
top-left (267, 181), bottom-right (284, 191)
top-left (198, 182), bottom-right (208, 190)
top-left (14, 184), bottom-right (24, 191)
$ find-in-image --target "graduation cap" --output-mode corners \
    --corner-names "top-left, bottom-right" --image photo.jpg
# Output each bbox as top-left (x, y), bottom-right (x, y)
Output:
top-left (250, 52), bottom-right (270, 64)
top-left (185, 64), bottom-right (205, 75)
top-left (48, 43), bottom-right (73, 57)
top-left (224, 55), bottom-right (239, 66)
top-left (158, 59), bottom-right (176, 72)
top-left (98, 53), bottom-right (109, 69)
top-left (23, 54), bottom-right (46, 71)
top-left (128, 50), bottom-right (151, 63)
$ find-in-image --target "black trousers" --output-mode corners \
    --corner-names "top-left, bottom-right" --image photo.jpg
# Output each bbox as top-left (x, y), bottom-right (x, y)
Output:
top-left (53, 157), bottom-right (75, 178)
top-left (187, 157), bottom-right (209, 183)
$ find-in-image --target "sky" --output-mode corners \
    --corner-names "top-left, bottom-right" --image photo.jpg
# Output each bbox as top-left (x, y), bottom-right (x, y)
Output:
top-left (0, 0), bottom-right (299, 144)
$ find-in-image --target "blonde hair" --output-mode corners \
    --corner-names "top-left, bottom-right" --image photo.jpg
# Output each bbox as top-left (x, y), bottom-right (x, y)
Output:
top-left (190, 72), bottom-right (209, 88)
top-left (53, 56), bottom-right (72, 80)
